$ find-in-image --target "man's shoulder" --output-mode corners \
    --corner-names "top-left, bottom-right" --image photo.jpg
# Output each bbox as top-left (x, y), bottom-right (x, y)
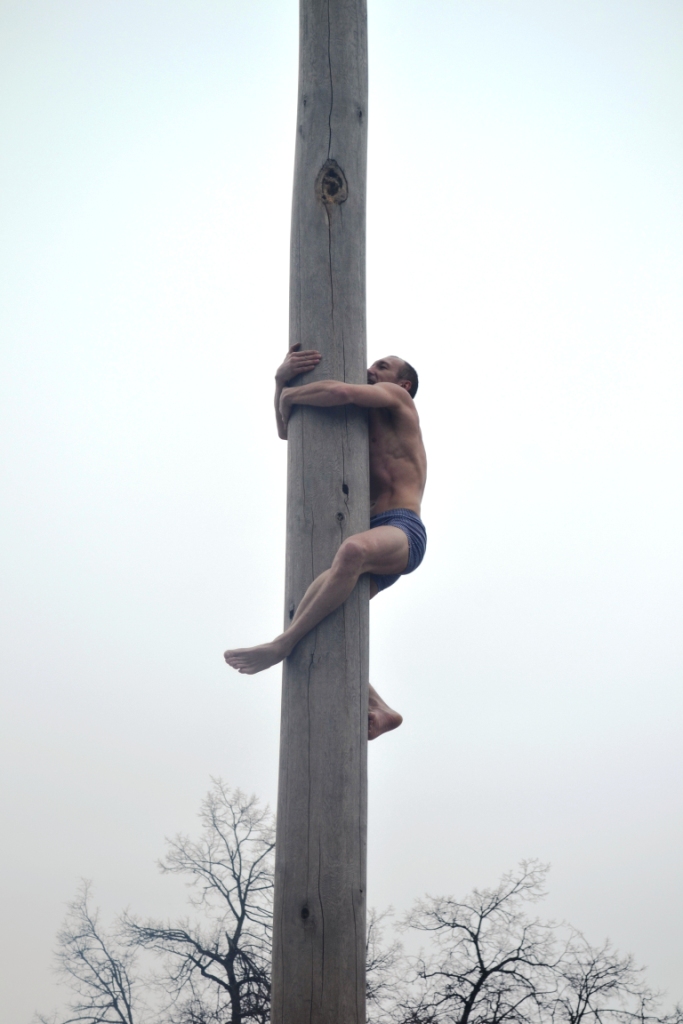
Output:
top-left (374, 382), bottom-right (416, 406)
top-left (378, 383), bottom-right (419, 419)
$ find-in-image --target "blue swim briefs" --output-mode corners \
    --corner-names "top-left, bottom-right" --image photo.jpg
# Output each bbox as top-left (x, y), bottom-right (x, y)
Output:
top-left (370, 508), bottom-right (427, 592)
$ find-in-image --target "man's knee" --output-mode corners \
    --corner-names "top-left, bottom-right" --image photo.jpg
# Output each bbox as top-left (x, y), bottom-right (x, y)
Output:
top-left (333, 535), bottom-right (368, 577)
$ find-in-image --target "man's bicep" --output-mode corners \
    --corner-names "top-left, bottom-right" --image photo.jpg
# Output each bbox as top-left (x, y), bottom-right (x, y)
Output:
top-left (346, 383), bottom-right (405, 409)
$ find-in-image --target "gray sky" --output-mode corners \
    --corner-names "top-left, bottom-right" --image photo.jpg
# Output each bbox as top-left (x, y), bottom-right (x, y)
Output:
top-left (1, 1), bottom-right (682, 1019)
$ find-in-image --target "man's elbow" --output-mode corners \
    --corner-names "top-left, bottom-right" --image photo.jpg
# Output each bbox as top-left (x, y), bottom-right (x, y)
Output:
top-left (332, 383), bottom-right (358, 405)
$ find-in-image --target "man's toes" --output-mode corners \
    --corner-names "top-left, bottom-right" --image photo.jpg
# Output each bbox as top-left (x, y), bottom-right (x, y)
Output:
top-left (225, 652), bottom-right (248, 668)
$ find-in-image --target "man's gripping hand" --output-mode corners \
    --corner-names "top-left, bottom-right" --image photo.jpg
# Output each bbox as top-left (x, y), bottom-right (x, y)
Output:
top-left (275, 343), bottom-right (321, 439)
top-left (275, 343), bottom-right (321, 386)
top-left (279, 388), bottom-right (294, 429)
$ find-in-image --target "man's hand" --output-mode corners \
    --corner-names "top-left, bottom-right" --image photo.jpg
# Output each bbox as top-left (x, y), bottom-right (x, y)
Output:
top-left (275, 344), bottom-right (321, 439)
top-left (279, 389), bottom-right (294, 429)
top-left (275, 343), bottom-right (322, 386)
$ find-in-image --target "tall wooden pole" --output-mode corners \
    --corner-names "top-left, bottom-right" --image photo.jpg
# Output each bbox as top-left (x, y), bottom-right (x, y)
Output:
top-left (271, 1), bottom-right (369, 1022)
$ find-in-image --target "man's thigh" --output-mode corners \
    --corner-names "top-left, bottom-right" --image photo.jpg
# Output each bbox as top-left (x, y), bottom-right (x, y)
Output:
top-left (355, 524), bottom-right (410, 577)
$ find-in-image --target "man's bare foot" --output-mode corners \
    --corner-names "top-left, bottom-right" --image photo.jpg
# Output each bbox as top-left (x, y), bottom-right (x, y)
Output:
top-left (368, 692), bottom-right (403, 741)
top-left (224, 640), bottom-right (287, 675)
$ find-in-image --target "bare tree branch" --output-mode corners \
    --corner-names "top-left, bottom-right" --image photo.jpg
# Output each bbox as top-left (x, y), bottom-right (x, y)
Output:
top-left (551, 931), bottom-right (677, 1024)
top-left (124, 780), bottom-right (274, 1024)
top-left (393, 862), bottom-right (557, 1024)
top-left (366, 907), bottom-right (405, 1023)
top-left (36, 881), bottom-right (147, 1024)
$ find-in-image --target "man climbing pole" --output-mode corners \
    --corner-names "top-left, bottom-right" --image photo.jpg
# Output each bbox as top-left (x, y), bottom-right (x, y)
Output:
top-left (224, 343), bottom-right (428, 741)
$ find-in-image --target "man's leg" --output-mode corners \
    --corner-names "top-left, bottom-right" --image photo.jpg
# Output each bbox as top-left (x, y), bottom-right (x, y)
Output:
top-left (224, 525), bottom-right (409, 675)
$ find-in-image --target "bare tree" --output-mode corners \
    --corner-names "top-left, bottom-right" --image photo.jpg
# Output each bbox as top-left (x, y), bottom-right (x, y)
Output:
top-left (163, 991), bottom-right (232, 1024)
top-left (40, 788), bottom-right (683, 1024)
top-left (366, 907), bottom-right (405, 1024)
top-left (124, 780), bottom-right (274, 1024)
top-left (551, 932), bottom-right (683, 1024)
top-left (367, 862), bottom-right (681, 1024)
top-left (37, 881), bottom-right (147, 1024)
top-left (392, 861), bottom-right (557, 1024)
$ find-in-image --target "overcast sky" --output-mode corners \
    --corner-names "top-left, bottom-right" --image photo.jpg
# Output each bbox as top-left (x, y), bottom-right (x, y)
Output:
top-left (1, 1), bottom-right (682, 1020)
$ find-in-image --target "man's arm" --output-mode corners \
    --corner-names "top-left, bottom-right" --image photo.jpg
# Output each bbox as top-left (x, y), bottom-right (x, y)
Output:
top-left (274, 344), bottom-right (322, 439)
top-left (280, 380), bottom-right (409, 428)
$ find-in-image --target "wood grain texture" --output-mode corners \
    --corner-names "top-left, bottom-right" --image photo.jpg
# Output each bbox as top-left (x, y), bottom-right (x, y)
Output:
top-left (271, 1), bottom-right (369, 1021)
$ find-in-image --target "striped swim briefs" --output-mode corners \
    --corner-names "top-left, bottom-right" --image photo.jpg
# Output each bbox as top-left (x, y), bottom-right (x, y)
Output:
top-left (369, 507), bottom-right (427, 592)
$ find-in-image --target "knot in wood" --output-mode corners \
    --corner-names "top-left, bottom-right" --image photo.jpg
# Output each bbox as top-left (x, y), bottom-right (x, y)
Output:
top-left (316, 159), bottom-right (348, 205)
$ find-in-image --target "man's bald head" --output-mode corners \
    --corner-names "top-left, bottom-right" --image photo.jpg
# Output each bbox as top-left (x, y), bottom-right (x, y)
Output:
top-left (398, 359), bottom-right (419, 398)
top-left (367, 356), bottom-right (419, 398)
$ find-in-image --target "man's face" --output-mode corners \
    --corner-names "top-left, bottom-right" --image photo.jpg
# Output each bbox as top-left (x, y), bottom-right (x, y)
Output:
top-left (367, 356), bottom-right (405, 386)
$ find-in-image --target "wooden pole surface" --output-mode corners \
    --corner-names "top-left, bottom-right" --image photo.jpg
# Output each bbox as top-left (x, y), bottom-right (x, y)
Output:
top-left (271, 1), bottom-right (369, 1021)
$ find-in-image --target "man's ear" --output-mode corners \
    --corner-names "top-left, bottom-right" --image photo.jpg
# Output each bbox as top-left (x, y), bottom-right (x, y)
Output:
top-left (398, 379), bottom-right (412, 393)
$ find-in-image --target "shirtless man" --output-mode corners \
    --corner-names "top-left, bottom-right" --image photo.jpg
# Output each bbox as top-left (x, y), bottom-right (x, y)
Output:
top-left (224, 344), bottom-right (428, 740)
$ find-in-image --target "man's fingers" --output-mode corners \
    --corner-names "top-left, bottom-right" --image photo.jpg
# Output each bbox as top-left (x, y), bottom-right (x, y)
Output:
top-left (290, 343), bottom-right (322, 357)
top-left (281, 347), bottom-right (321, 380)
top-left (292, 352), bottom-right (321, 363)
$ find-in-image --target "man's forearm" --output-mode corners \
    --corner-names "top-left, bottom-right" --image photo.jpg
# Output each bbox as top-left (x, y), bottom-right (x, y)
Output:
top-left (284, 380), bottom-right (351, 408)
top-left (275, 376), bottom-right (340, 441)
top-left (279, 379), bottom-right (399, 432)
top-left (274, 381), bottom-right (288, 439)
top-left (273, 346), bottom-right (323, 439)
